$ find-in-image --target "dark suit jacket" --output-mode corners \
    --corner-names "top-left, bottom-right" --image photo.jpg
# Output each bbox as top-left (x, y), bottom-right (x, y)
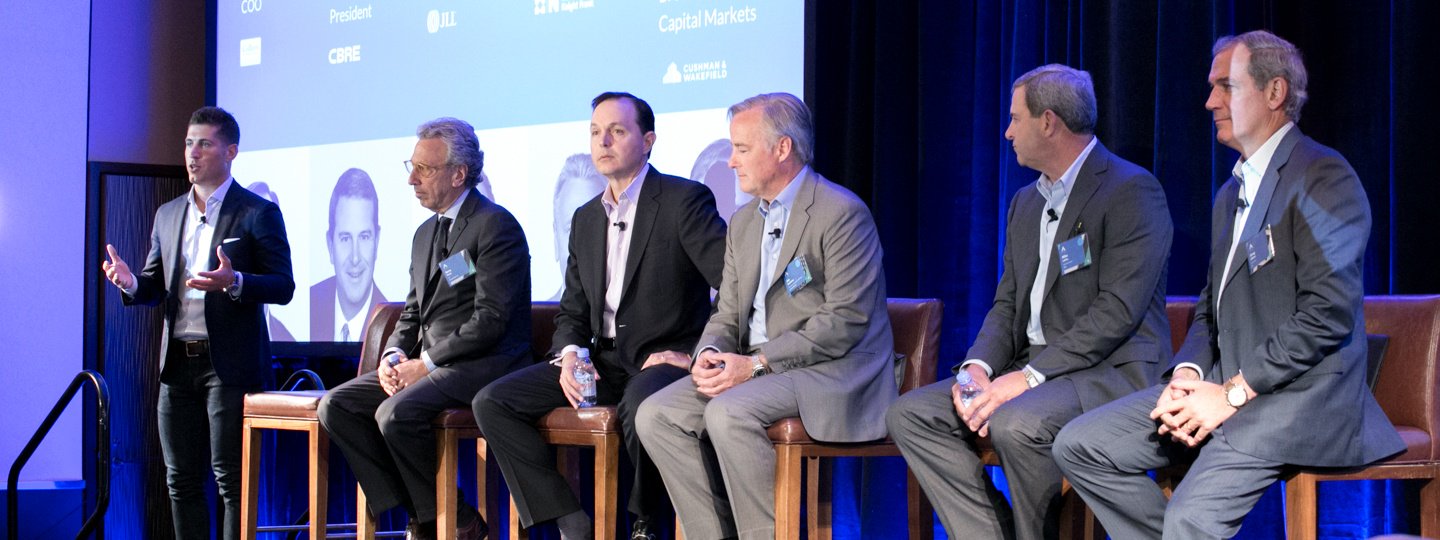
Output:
top-left (387, 188), bottom-right (532, 402)
top-left (551, 167), bottom-right (726, 370)
top-left (696, 169), bottom-right (895, 442)
top-left (1169, 129), bottom-right (1403, 467)
top-left (967, 142), bottom-right (1173, 411)
top-left (310, 277), bottom-right (388, 341)
top-left (125, 181), bottom-right (296, 387)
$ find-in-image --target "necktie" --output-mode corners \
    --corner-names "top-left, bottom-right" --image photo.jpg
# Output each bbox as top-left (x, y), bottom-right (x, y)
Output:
top-left (432, 216), bottom-right (452, 271)
top-left (341, 323), bottom-right (350, 342)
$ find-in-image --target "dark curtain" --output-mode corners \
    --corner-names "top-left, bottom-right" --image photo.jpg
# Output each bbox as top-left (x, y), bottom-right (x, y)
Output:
top-left (806, 0), bottom-right (1440, 537)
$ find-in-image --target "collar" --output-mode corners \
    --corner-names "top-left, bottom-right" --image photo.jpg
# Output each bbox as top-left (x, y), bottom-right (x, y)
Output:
top-left (1034, 137), bottom-right (1097, 203)
top-left (193, 177), bottom-right (235, 209)
top-left (437, 188), bottom-right (469, 222)
top-left (602, 163), bottom-right (650, 211)
top-left (759, 165), bottom-right (808, 217)
top-left (1231, 122), bottom-right (1296, 204)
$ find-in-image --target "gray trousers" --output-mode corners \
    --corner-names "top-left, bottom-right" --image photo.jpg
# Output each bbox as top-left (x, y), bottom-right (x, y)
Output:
top-left (635, 373), bottom-right (801, 540)
top-left (1053, 384), bottom-right (1283, 540)
top-left (887, 377), bottom-right (1083, 540)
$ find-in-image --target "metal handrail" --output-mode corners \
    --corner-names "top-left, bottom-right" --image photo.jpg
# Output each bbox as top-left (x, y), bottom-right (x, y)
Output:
top-left (6, 370), bottom-right (109, 540)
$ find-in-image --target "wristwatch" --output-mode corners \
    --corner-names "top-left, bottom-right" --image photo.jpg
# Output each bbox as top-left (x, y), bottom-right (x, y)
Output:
top-left (1022, 367), bottom-right (1041, 388)
top-left (1224, 379), bottom-right (1249, 409)
top-left (225, 271), bottom-right (243, 299)
top-left (749, 355), bottom-right (769, 380)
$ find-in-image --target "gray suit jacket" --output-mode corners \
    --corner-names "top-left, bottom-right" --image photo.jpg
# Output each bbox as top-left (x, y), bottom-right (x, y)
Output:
top-left (1169, 129), bottom-right (1404, 467)
top-left (967, 142), bottom-right (1173, 411)
top-left (388, 189), bottom-right (532, 402)
top-left (696, 169), bottom-right (896, 442)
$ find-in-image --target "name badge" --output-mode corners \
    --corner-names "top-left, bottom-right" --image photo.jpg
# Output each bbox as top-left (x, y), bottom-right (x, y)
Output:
top-left (783, 255), bottom-right (813, 296)
top-left (1245, 225), bottom-right (1275, 274)
top-left (1056, 233), bottom-right (1092, 275)
top-left (439, 249), bottom-right (476, 286)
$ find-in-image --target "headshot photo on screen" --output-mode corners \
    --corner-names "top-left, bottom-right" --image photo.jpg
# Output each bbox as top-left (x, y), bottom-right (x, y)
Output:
top-left (690, 138), bottom-right (750, 223)
top-left (547, 152), bottom-right (607, 301)
top-left (247, 180), bottom-right (297, 342)
top-left (311, 168), bottom-right (387, 342)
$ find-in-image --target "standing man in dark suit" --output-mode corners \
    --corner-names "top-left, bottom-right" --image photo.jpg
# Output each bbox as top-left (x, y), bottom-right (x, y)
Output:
top-left (886, 64), bottom-right (1173, 540)
top-left (1054, 30), bottom-right (1405, 538)
top-left (311, 167), bottom-right (388, 341)
top-left (636, 92), bottom-right (895, 540)
top-left (474, 92), bottom-right (726, 540)
top-left (318, 117), bottom-right (531, 540)
top-left (102, 106), bottom-right (295, 540)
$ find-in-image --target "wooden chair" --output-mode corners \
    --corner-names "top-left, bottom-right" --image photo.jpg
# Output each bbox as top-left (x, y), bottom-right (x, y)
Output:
top-left (1283, 295), bottom-right (1440, 539)
top-left (507, 302), bottom-right (633, 540)
top-left (240, 301), bottom-right (402, 539)
top-left (766, 298), bottom-right (942, 540)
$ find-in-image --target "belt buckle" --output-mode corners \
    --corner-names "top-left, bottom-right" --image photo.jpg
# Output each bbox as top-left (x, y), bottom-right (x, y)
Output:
top-left (184, 340), bottom-right (208, 357)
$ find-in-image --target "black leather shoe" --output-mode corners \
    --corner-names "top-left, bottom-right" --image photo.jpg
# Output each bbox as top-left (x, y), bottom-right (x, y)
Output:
top-left (630, 518), bottom-right (654, 540)
top-left (457, 501), bottom-right (488, 540)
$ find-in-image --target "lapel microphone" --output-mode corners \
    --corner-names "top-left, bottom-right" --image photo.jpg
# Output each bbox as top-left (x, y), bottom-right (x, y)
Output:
top-left (769, 228), bottom-right (782, 239)
top-left (613, 221), bottom-right (627, 231)
top-left (200, 215), bottom-right (208, 225)
top-left (1046, 209), bottom-right (1059, 223)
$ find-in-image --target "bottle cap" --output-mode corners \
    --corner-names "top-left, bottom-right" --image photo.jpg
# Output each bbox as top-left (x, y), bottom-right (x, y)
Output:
top-left (954, 370), bottom-right (972, 385)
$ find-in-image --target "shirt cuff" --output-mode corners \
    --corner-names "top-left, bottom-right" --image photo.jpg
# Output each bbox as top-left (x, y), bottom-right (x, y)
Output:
top-left (551, 344), bottom-right (584, 366)
top-left (121, 281), bottom-right (139, 297)
top-left (959, 359), bottom-right (993, 377)
top-left (421, 350), bottom-right (436, 372)
top-left (1174, 362), bottom-right (1204, 381)
top-left (1023, 364), bottom-right (1047, 386)
top-left (226, 271), bottom-right (243, 300)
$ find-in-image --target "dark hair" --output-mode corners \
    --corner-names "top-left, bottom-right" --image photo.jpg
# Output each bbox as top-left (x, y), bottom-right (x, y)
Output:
top-left (189, 106), bottom-right (241, 145)
top-left (327, 168), bottom-right (380, 236)
top-left (591, 92), bottom-right (656, 134)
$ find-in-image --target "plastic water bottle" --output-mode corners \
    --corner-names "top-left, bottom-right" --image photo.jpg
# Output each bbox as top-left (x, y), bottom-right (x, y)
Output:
top-left (954, 370), bottom-right (983, 408)
top-left (573, 348), bottom-right (597, 408)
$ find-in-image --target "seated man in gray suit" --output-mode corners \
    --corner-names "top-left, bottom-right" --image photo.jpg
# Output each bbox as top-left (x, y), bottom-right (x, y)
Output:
top-left (318, 118), bottom-right (531, 540)
top-left (1054, 30), bottom-right (1404, 539)
top-left (636, 92), bottom-right (895, 540)
top-left (886, 64), bottom-right (1173, 540)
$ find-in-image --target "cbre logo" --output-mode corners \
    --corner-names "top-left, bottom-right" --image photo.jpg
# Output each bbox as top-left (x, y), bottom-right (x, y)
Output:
top-left (240, 0), bottom-right (261, 14)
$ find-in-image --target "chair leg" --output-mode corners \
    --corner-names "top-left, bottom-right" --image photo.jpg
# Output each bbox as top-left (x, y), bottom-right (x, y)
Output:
top-left (240, 419), bottom-right (260, 540)
top-left (595, 434), bottom-right (620, 540)
top-left (357, 486), bottom-right (377, 540)
top-left (774, 444), bottom-right (803, 540)
top-left (1420, 468), bottom-right (1439, 539)
top-left (806, 456), bottom-right (832, 540)
top-left (1284, 473), bottom-right (1319, 540)
top-left (906, 469), bottom-right (933, 540)
top-left (477, 437), bottom-right (504, 528)
top-left (509, 497), bottom-right (526, 540)
top-left (309, 426), bottom-right (329, 540)
top-left (437, 429), bottom-right (460, 540)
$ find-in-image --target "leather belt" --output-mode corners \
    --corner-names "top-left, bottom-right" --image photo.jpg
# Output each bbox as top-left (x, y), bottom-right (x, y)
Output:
top-left (177, 339), bottom-right (210, 357)
top-left (592, 337), bottom-right (617, 351)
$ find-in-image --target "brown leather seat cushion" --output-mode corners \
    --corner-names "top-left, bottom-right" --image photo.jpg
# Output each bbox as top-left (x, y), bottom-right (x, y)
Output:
top-left (243, 390), bottom-right (327, 419)
top-left (432, 408), bottom-right (477, 428)
top-left (537, 406), bottom-right (618, 432)
top-left (1378, 426), bottom-right (1433, 464)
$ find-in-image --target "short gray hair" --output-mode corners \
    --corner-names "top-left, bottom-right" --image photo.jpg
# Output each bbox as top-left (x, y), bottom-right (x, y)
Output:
top-left (417, 117), bottom-right (484, 187)
top-left (1011, 64), bottom-right (1098, 135)
top-left (1213, 30), bottom-right (1309, 122)
top-left (728, 93), bottom-right (814, 165)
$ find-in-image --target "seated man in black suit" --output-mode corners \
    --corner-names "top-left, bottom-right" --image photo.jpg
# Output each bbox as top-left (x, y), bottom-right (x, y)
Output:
top-left (318, 117), bottom-right (532, 540)
top-left (474, 92), bottom-right (726, 540)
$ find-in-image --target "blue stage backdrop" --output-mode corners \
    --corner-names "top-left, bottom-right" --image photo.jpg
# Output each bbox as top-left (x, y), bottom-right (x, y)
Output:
top-left (804, 0), bottom-right (1437, 538)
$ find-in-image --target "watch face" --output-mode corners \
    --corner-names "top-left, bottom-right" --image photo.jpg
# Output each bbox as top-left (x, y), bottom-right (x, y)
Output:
top-left (1226, 385), bottom-right (1246, 407)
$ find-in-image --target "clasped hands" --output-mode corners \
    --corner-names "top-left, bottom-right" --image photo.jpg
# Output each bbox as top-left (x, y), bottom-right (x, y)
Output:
top-left (378, 353), bottom-right (428, 396)
top-left (691, 350), bottom-right (759, 398)
top-left (951, 365), bottom-right (1030, 437)
top-left (1150, 367), bottom-right (1246, 447)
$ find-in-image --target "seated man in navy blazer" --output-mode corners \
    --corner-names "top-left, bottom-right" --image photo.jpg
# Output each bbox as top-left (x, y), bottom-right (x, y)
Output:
top-left (887, 64), bottom-right (1173, 540)
top-left (1054, 30), bottom-right (1405, 539)
top-left (319, 118), bottom-right (531, 540)
top-left (103, 106), bottom-right (295, 540)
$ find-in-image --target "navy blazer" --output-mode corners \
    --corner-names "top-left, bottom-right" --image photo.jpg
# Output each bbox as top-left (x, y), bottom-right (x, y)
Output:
top-left (125, 181), bottom-right (295, 387)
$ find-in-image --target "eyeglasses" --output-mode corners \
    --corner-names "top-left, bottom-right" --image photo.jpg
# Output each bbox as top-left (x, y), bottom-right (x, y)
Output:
top-left (403, 160), bottom-right (444, 178)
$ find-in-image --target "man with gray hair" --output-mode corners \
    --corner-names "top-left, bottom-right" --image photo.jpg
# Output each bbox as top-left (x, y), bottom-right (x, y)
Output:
top-left (886, 64), bottom-right (1173, 540)
top-left (1054, 30), bottom-right (1403, 538)
top-left (636, 92), bottom-right (895, 539)
top-left (319, 117), bottom-right (532, 540)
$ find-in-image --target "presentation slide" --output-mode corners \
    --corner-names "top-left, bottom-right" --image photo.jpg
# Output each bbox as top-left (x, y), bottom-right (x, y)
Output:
top-left (215, 1), bottom-right (804, 342)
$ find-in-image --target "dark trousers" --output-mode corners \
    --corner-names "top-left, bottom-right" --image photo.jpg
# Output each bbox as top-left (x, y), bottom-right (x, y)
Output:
top-left (474, 352), bottom-right (686, 528)
top-left (158, 347), bottom-right (256, 540)
top-left (317, 370), bottom-right (467, 521)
